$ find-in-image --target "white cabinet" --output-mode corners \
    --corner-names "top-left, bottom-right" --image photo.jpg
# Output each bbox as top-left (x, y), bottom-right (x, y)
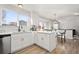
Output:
top-left (36, 32), bottom-right (57, 52)
top-left (49, 33), bottom-right (57, 51)
top-left (11, 31), bottom-right (57, 53)
top-left (11, 33), bottom-right (23, 53)
top-left (37, 33), bottom-right (49, 50)
top-left (21, 32), bottom-right (34, 48)
top-left (11, 32), bottom-right (33, 53)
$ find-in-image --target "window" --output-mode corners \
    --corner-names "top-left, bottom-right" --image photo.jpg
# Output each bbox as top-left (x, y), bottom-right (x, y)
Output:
top-left (2, 9), bottom-right (17, 26)
top-left (18, 14), bottom-right (31, 31)
top-left (18, 14), bottom-right (27, 26)
top-left (2, 9), bottom-right (31, 30)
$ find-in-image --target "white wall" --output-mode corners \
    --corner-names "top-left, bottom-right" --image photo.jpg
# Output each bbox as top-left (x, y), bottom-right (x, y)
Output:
top-left (58, 15), bottom-right (79, 35)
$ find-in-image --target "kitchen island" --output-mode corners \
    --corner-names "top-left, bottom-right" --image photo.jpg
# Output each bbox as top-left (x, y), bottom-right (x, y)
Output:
top-left (35, 31), bottom-right (57, 52)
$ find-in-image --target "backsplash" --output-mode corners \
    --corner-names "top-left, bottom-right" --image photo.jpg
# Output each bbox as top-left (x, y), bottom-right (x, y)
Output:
top-left (0, 26), bottom-right (18, 33)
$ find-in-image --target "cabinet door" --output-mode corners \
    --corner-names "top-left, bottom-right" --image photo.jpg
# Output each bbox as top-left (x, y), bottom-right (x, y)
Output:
top-left (22, 32), bottom-right (34, 48)
top-left (37, 33), bottom-right (44, 46)
top-left (11, 32), bottom-right (34, 53)
top-left (37, 33), bottom-right (49, 51)
top-left (41, 34), bottom-right (49, 51)
top-left (49, 33), bottom-right (57, 52)
top-left (11, 34), bottom-right (22, 53)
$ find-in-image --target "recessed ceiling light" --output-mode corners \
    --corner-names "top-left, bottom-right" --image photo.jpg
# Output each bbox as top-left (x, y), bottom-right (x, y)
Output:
top-left (18, 4), bottom-right (23, 8)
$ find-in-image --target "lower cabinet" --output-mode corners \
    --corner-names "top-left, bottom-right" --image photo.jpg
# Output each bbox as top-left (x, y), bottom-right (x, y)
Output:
top-left (49, 33), bottom-right (57, 51)
top-left (36, 33), bottom-right (49, 51)
top-left (11, 32), bottom-right (57, 53)
top-left (11, 32), bottom-right (33, 53)
top-left (36, 32), bottom-right (57, 52)
top-left (21, 33), bottom-right (34, 48)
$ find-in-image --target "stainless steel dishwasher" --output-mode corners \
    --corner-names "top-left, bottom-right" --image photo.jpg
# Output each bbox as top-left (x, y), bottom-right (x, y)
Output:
top-left (0, 34), bottom-right (11, 54)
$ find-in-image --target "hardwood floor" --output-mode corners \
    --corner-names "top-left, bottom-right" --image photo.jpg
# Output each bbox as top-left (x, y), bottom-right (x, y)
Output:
top-left (16, 44), bottom-right (49, 54)
top-left (15, 39), bottom-right (79, 54)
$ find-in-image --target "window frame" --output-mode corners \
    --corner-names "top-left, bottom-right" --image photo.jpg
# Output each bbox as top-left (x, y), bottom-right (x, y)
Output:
top-left (1, 8), bottom-right (30, 27)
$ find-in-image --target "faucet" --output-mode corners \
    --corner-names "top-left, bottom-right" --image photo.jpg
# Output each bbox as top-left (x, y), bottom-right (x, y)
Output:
top-left (18, 25), bottom-right (21, 32)
top-left (18, 25), bottom-right (23, 32)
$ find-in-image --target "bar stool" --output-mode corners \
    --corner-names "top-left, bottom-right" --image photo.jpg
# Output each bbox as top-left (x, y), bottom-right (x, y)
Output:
top-left (56, 30), bottom-right (66, 44)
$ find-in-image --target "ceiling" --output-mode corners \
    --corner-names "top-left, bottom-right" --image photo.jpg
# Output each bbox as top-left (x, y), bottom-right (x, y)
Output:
top-left (14, 4), bottom-right (79, 19)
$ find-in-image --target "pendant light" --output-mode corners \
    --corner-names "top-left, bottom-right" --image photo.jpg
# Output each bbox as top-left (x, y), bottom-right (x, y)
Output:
top-left (53, 13), bottom-right (59, 30)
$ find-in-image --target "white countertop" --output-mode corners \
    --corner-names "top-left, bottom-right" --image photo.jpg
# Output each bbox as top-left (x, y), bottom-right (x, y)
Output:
top-left (0, 29), bottom-right (73, 35)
